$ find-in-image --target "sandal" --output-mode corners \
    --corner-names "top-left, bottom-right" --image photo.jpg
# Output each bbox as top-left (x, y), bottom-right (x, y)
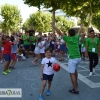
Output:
top-left (69, 89), bottom-right (79, 94)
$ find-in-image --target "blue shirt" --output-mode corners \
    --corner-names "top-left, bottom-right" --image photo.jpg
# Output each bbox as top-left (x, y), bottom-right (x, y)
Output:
top-left (11, 44), bottom-right (18, 53)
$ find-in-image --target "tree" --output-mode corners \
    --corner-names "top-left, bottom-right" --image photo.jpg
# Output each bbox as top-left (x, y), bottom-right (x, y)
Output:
top-left (23, 0), bottom-right (64, 33)
top-left (23, 11), bottom-right (75, 32)
top-left (92, 13), bottom-right (100, 31)
top-left (56, 16), bottom-right (75, 32)
top-left (23, 11), bottom-right (52, 32)
top-left (62, 0), bottom-right (100, 33)
top-left (0, 4), bottom-right (21, 33)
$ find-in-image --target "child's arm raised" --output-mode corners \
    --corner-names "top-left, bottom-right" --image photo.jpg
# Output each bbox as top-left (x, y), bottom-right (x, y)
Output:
top-left (51, 22), bottom-right (64, 37)
top-left (77, 24), bottom-right (83, 34)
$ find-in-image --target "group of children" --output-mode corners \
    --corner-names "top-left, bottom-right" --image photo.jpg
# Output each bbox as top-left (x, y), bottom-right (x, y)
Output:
top-left (39, 23), bottom-right (100, 100)
top-left (0, 33), bottom-right (26, 75)
top-left (0, 24), bottom-right (100, 100)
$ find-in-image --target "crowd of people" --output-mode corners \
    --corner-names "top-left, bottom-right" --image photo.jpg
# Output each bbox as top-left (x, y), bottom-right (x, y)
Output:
top-left (0, 24), bottom-right (100, 100)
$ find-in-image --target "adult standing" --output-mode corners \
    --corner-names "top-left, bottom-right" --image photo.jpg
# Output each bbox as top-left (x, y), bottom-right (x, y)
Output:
top-left (29, 33), bottom-right (37, 57)
top-left (22, 31), bottom-right (29, 58)
top-left (86, 30), bottom-right (100, 76)
top-left (29, 26), bottom-right (35, 37)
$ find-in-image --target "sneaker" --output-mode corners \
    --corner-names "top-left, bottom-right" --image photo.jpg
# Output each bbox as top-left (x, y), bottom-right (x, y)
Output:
top-left (39, 95), bottom-right (43, 100)
top-left (93, 68), bottom-right (95, 73)
top-left (89, 72), bottom-right (93, 76)
top-left (69, 89), bottom-right (79, 94)
top-left (6, 70), bottom-right (11, 73)
top-left (2, 71), bottom-right (8, 75)
top-left (46, 90), bottom-right (51, 96)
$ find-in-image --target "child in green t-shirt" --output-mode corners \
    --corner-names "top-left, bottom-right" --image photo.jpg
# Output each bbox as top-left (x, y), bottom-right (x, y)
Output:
top-left (51, 22), bottom-right (83, 94)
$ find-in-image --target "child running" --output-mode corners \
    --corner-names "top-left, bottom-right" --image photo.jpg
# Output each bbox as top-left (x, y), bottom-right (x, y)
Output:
top-left (32, 37), bottom-right (42, 65)
top-left (2, 36), bottom-right (14, 75)
top-left (39, 47), bottom-right (56, 100)
top-left (9, 33), bottom-right (18, 69)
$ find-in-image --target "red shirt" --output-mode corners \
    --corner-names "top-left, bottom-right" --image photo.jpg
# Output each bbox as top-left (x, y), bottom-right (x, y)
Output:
top-left (3, 41), bottom-right (14, 54)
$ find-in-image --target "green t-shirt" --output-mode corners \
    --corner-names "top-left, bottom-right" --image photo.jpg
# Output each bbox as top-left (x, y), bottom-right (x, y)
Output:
top-left (63, 34), bottom-right (81, 59)
top-left (81, 38), bottom-right (86, 48)
top-left (86, 37), bottom-right (100, 53)
top-left (29, 36), bottom-right (37, 45)
top-left (22, 35), bottom-right (29, 45)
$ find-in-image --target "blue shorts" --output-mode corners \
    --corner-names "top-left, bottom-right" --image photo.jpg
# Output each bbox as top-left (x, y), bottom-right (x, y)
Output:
top-left (43, 74), bottom-right (54, 81)
top-left (4, 54), bottom-right (11, 61)
top-left (60, 44), bottom-right (66, 51)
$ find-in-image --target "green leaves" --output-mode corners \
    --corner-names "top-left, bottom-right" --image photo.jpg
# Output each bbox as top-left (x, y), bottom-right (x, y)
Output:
top-left (56, 16), bottom-right (75, 31)
top-left (0, 4), bottom-right (21, 33)
top-left (23, 11), bottom-right (75, 32)
top-left (23, 11), bottom-right (52, 32)
top-left (63, 0), bottom-right (100, 26)
top-left (92, 13), bottom-right (100, 30)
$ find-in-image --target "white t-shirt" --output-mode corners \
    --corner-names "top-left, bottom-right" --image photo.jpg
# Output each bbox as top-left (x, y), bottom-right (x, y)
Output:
top-left (57, 42), bottom-right (60, 49)
top-left (41, 57), bottom-right (56, 75)
top-left (34, 42), bottom-right (41, 54)
top-left (57, 36), bottom-right (61, 40)
top-left (60, 39), bottom-right (65, 44)
top-left (40, 41), bottom-right (45, 53)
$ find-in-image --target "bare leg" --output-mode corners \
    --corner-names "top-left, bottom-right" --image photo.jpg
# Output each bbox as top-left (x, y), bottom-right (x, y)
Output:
top-left (10, 60), bottom-right (17, 68)
top-left (75, 70), bottom-right (78, 84)
top-left (62, 51), bottom-right (65, 60)
top-left (4, 61), bottom-right (10, 71)
top-left (1, 51), bottom-right (4, 63)
top-left (48, 81), bottom-right (51, 90)
top-left (40, 80), bottom-right (47, 95)
top-left (59, 51), bottom-right (63, 61)
top-left (35, 54), bottom-right (40, 64)
top-left (33, 54), bottom-right (40, 64)
top-left (70, 73), bottom-right (78, 91)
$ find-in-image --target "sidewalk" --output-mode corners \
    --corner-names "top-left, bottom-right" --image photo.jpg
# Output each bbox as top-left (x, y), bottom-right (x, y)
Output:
top-left (0, 56), bottom-right (100, 100)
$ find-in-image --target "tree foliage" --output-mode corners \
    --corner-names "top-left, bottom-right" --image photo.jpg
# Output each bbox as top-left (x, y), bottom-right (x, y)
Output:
top-left (63, 0), bottom-right (100, 25)
top-left (92, 13), bottom-right (100, 31)
top-left (23, 0), bottom-right (62, 10)
top-left (23, 11), bottom-right (52, 32)
top-left (23, 0), bottom-right (64, 33)
top-left (0, 4), bottom-right (21, 33)
top-left (23, 11), bottom-right (75, 32)
top-left (55, 16), bottom-right (75, 32)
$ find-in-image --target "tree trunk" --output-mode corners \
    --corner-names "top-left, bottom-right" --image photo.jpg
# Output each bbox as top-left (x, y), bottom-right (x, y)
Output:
top-left (52, 10), bottom-right (55, 34)
top-left (85, 14), bottom-right (93, 34)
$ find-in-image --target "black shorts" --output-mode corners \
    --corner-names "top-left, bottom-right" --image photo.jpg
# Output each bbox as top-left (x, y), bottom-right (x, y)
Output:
top-left (43, 74), bottom-right (54, 81)
top-left (24, 45), bottom-right (29, 50)
top-left (31, 45), bottom-right (35, 51)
